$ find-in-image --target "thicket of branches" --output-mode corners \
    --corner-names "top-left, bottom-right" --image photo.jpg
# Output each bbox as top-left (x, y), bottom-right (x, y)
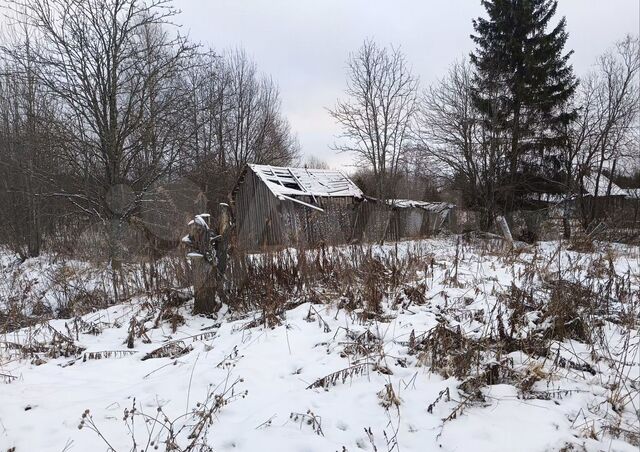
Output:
top-left (330, 2), bottom-right (639, 232)
top-left (329, 40), bottom-right (418, 199)
top-left (0, 0), bottom-right (299, 262)
top-left (414, 36), bottom-right (639, 229)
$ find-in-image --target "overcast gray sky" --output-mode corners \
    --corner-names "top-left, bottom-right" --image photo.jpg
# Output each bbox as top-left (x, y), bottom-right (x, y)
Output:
top-left (177, 0), bottom-right (639, 170)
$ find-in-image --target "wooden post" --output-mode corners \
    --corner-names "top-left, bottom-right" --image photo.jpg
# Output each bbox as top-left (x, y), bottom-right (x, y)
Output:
top-left (186, 206), bottom-right (234, 315)
top-left (187, 214), bottom-right (219, 315)
top-left (496, 215), bottom-right (513, 243)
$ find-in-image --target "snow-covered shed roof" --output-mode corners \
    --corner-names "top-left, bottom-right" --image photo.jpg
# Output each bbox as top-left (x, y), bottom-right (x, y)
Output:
top-left (626, 188), bottom-right (640, 199)
top-left (582, 174), bottom-right (627, 197)
top-left (249, 164), bottom-right (363, 199)
top-left (387, 199), bottom-right (455, 212)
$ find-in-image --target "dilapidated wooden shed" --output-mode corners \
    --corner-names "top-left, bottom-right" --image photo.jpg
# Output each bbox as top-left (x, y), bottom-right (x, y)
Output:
top-left (385, 199), bottom-right (456, 238)
top-left (231, 164), bottom-right (455, 251)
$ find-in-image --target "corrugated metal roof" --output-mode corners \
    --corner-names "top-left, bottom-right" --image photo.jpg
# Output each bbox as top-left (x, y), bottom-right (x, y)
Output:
top-left (249, 164), bottom-right (363, 199)
top-left (626, 188), bottom-right (640, 199)
top-left (387, 199), bottom-right (455, 212)
top-left (582, 174), bottom-right (627, 197)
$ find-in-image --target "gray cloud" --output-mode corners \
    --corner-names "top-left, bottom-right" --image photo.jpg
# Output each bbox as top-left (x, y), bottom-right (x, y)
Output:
top-left (177, 0), bottom-right (639, 170)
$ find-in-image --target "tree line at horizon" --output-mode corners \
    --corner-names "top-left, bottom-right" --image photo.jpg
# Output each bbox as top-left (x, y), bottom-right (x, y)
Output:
top-left (331, 0), bottom-right (639, 235)
top-left (0, 0), bottom-right (638, 263)
top-left (0, 0), bottom-right (300, 262)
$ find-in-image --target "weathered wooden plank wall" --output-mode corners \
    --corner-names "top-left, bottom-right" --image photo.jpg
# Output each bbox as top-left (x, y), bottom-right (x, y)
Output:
top-left (233, 168), bottom-right (457, 251)
top-left (577, 196), bottom-right (639, 228)
top-left (235, 171), bottom-right (287, 250)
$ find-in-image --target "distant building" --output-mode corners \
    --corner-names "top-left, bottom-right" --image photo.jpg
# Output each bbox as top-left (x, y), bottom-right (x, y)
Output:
top-left (581, 173), bottom-right (628, 198)
top-left (577, 174), bottom-right (639, 229)
top-left (524, 173), bottom-right (629, 207)
top-left (230, 164), bottom-right (455, 251)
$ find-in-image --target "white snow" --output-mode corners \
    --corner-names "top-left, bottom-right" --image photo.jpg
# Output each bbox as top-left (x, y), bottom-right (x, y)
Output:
top-left (187, 214), bottom-right (210, 230)
top-left (582, 174), bottom-right (628, 197)
top-left (250, 164), bottom-right (364, 198)
top-left (387, 199), bottom-right (455, 212)
top-left (625, 188), bottom-right (640, 199)
top-left (0, 238), bottom-right (638, 452)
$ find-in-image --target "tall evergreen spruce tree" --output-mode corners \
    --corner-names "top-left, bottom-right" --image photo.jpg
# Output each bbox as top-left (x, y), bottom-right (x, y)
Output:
top-left (471, 0), bottom-right (578, 209)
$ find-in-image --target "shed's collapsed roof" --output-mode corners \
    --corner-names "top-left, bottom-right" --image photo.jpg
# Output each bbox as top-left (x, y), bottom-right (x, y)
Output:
top-left (387, 199), bottom-right (455, 212)
top-left (582, 174), bottom-right (627, 197)
top-left (249, 164), bottom-right (363, 198)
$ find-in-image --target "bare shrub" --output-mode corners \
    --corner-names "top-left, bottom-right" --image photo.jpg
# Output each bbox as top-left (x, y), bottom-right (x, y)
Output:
top-left (79, 377), bottom-right (246, 451)
top-left (414, 324), bottom-right (483, 380)
top-left (0, 271), bottom-right (44, 332)
top-left (290, 410), bottom-right (325, 436)
top-left (542, 280), bottom-right (594, 342)
top-left (567, 234), bottom-right (596, 253)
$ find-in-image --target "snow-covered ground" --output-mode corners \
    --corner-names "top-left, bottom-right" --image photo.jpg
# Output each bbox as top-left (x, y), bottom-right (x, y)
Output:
top-left (0, 237), bottom-right (638, 451)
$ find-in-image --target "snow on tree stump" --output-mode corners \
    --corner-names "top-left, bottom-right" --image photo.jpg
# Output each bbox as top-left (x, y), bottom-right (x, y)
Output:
top-left (183, 205), bottom-right (234, 315)
top-left (184, 213), bottom-right (219, 315)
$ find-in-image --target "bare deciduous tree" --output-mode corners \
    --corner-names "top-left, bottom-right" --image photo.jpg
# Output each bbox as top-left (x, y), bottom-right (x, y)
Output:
top-left (5, 0), bottom-right (198, 299)
top-left (0, 26), bottom-right (62, 259)
top-left (567, 35), bottom-right (639, 226)
top-left (8, 2), bottom-right (192, 232)
top-left (416, 60), bottom-right (506, 229)
top-left (225, 49), bottom-right (299, 172)
top-left (182, 49), bottom-right (299, 207)
top-left (330, 40), bottom-right (418, 198)
top-left (303, 155), bottom-right (329, 169)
